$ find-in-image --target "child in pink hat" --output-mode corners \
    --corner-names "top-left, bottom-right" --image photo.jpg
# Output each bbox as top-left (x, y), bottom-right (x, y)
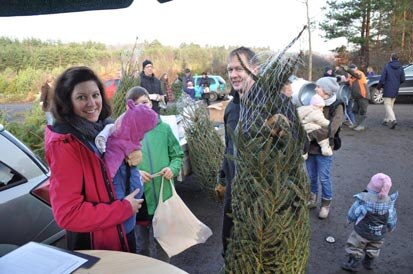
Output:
top-left (341, 173), bottom-right (398, 272)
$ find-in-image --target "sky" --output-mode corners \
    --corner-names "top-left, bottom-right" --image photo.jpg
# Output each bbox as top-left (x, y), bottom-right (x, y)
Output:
top-left (0, 0), bottom-right (347, 55)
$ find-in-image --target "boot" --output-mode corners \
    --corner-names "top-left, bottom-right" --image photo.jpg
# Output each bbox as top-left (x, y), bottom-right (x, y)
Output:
top-left (319, 139), bottom-right (333, 156)
top-left (307, 192), bottom-right (317, 209)
top-left (318, 198), bottom-right (331, 219)
top-left (362, 255), bottom-right (374, 270)
top-left (341, 255), bottom-right (362, 272)
top-left (353, 116), bottom-right (366, 131)
top-left (349, 114), bottom-right (360, 129)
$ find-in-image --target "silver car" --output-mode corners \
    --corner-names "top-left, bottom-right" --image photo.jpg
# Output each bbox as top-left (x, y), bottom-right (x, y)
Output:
top-left (0, 124), bottom-right (64, 248)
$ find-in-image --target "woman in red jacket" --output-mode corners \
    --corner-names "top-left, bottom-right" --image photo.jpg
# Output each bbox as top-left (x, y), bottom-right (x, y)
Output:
top-left (45, 66), bottom-right (143, 252)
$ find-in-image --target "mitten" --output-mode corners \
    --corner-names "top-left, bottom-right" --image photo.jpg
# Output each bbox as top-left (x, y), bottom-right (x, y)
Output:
top-left (95, 123), bottom-right (114, 153)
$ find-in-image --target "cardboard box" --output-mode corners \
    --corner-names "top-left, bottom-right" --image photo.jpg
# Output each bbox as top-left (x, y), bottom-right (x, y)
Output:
top-left (207, 100), bottom-right (230, 123)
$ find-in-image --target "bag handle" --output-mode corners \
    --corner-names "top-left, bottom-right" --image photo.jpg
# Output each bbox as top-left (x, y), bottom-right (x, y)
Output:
top-left (157, 177), bottom-right (176, 206)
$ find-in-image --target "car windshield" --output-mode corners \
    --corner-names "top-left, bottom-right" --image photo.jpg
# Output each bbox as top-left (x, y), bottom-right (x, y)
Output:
top-left (404, 65), bottom-right (413, 76)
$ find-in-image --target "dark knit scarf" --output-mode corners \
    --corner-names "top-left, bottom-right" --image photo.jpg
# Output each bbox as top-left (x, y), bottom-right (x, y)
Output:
top-left (69, 116), bottom-right (113, 141)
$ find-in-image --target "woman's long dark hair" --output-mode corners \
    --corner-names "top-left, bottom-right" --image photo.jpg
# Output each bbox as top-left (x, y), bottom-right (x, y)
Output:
top-left (51, 66), bottom-right (112, 124)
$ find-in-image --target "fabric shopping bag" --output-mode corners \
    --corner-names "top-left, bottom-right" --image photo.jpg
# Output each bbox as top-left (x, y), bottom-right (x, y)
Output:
top-left (152, 178), bottom-right (213, 257)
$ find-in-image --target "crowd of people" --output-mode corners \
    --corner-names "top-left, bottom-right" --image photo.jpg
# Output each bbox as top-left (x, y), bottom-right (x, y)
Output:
top-left (40, 49), bottom-right (403, 272)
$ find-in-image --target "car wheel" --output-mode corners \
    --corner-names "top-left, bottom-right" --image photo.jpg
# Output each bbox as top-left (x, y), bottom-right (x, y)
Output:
top-left (370, 85), bottom-right (384, 104)
top-left (209, 92), bottom-right (218, 102)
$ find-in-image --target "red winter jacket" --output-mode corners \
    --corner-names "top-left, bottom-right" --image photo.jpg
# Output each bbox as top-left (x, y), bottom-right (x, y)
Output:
top-left (45, 126), bottom-right (133, 251)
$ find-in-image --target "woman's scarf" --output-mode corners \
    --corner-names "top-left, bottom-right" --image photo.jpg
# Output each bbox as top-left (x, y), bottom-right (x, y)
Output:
top-left (69, 116), bottom-right (113, 141)
top-left (324, 94), bottom-right (337, 106)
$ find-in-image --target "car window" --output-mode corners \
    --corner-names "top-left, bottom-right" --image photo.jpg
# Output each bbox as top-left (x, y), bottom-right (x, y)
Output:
top-left (208, 78), bottom-right (216, 85)
top-left (104, 80), bottom-right (113, 87)
top-left (0, 161), bottom-right (27, 191)
top-left (115, 79), bottom-right (120, 86)
top-left (217, 76), bottom-right (226, 84)
top-left (195, 78), bottom-right (201, 86)
top-left (404, 65), bottom-right (413, 76)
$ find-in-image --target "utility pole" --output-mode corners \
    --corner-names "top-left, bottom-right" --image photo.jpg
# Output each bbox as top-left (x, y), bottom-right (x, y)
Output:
top-left (305, 0), bottom-right (312, 81)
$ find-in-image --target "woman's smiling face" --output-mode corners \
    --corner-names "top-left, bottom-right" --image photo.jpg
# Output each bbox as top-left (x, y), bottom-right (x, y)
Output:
top-left (71, 80), bottom-right (102, 122)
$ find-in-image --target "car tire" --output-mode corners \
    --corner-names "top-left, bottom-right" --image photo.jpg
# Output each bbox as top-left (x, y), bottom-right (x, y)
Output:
top-left (209, 92), bottom-right (218, 102)
top-left (370, 85), bottom-right (384, 104)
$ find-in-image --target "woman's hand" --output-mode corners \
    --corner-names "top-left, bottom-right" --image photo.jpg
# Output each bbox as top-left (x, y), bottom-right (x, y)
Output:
top-left (140, 170), bottom-right (152, 183)
top-left (126, 150), bottom-right (142, 166)
top-left (124, 189), bottom-right (144, 213)
top-left (161, 167), bottom-right (174, 180)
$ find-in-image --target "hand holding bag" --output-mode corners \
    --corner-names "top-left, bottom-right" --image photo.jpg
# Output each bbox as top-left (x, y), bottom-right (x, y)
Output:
top-left (152, 178), bottom-right (213, 257)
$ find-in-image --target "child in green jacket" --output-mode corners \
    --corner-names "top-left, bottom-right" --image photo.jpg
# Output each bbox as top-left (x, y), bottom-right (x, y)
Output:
top-left (125, 86), bottom-right (184, 261)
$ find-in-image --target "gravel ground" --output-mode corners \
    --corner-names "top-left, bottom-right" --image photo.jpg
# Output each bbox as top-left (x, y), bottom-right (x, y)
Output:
top-left (171, 103), bottom-right (413, 274)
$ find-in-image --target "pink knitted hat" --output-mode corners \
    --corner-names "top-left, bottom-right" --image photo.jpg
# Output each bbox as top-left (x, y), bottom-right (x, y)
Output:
top-left (367, 173), bottom-right (392, 199)
top-left (310, 94), bottom-right (325, 107)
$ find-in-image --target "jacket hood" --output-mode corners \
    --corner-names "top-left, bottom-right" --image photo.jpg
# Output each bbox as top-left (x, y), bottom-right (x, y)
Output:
top-left (104, 101), bottom-right (158, 178)
top-left (389, 60), bottom-right (402, 70)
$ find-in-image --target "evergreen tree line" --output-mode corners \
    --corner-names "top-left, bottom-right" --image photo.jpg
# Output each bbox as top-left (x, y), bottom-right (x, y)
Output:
top-left (320, 0), bottom-right (413, 70)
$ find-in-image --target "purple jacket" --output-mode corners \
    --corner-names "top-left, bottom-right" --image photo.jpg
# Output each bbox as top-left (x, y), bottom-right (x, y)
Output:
top-left (104, 100), bottom-right (158, 178)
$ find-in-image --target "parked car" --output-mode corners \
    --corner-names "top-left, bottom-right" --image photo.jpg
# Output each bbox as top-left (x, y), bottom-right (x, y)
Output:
top-left (104, 78), bottom-right (120, 99)
top-left (0, 124), bottom-right (64, 248)
top-left (367, 63), bottom-right (413, 104)
top-left (193, 75), bottom-right (227, 102)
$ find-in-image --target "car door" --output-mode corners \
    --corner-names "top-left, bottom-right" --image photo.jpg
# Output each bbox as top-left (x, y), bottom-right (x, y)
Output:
top-left (0, 126), bottom-right (64, 246)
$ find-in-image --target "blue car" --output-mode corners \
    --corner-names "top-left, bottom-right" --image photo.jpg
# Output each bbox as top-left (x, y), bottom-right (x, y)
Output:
top-left (193, 75), bottom-right (227, 102)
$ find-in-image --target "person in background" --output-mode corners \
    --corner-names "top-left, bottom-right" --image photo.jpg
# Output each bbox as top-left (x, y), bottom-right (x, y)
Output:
top-left (125, 87), bottom-right (184, 262)
top-left (281, 79), bottom-right (293, 98)
top-left (305, 77), bottom-right (344, 219)
top-left (341, 173), bottom-right (398, 272)
top-left (46, 66), bottom-right (144, 252)
top-left (140, 59), bottom-right (165, 113)
top-left (160, 73), bottom-right (175, 102)
top-left (184, 80), bottom-right (196, 100)
top-left (367, 66), bottom-right (375, 77)
top-left (183, 68), bottom-right (194, 89)
top-left (40, 76), bottom-right (55, 125)
top-left (376, 53), bottom-right (405, 129)
top-left (323, 66), bottom-right (335, 77)
top-left (348, 64), bottom-right (369, 131)
top-left (199, 71), bottom-right (211, 105)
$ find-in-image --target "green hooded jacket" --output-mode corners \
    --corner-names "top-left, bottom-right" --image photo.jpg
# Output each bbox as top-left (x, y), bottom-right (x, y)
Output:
top-left (138, 120), bottom-right (184, 215)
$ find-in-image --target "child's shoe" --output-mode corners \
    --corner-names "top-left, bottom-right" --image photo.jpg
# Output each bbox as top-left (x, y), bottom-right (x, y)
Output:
top-left (341, 255), bottom-right (361, 272)
top-left (362, 255), bottom-right (374, 270)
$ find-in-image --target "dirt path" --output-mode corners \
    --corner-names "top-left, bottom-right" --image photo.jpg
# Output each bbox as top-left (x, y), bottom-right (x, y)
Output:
top-left (171, 103), bottom-right (413, 274)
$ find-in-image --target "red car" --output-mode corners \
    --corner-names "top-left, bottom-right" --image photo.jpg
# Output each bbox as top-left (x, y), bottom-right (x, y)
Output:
top-left (104, 78), bottom-right (120, 99)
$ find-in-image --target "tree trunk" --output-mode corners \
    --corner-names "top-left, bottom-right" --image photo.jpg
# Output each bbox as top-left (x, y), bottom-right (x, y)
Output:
top-left (306, 0), bottom-right (312, 81)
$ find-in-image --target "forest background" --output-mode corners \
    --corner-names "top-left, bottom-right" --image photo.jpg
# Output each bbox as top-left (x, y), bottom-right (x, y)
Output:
top-left (0, 0), bottom-right (412, 103)
top-left (0, 0), bottom-right (412, 159)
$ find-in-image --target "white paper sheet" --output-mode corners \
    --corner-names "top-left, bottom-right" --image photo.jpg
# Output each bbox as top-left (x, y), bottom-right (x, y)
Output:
top-left (0, 242), bottom-right (87, 274)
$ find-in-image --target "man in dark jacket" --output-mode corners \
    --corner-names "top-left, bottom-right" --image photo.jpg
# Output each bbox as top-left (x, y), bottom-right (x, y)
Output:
top-left (217, 47), bottom-right (259, 256)
top-left (377, 53), bottom-right (405, 129)
top-left (140, 59), bottom-right (164, 113)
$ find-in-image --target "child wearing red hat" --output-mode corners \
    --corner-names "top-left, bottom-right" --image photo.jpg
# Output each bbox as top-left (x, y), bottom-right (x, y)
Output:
top-left (341, 173), bottom-right (398, 272)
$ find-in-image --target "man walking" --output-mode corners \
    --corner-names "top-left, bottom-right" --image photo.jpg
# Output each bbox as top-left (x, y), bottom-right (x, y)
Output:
top-left (377, 53), bottom-right (405, 129)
